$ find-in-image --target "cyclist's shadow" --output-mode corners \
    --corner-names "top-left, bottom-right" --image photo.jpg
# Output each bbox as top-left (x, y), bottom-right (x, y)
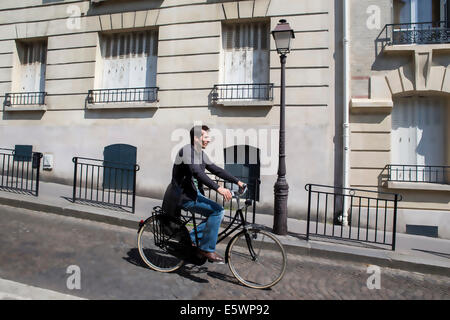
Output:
top-left (123, 248), bottom-right (238, 285)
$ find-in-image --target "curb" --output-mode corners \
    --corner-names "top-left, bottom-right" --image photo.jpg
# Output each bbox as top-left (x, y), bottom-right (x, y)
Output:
top-left (1, 194), bottom-right (449, 277)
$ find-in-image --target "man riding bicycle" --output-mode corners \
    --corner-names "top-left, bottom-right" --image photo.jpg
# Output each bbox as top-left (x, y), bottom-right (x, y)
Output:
top-left (162, 125), bottom-right (245, 263)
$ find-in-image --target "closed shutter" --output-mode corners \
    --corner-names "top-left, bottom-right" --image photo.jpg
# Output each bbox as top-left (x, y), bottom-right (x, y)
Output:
top-left (391, 96), bottom-right (446, 181)
top-left (101, 31), bottom-right (158, 98)
top-left (20, 41), bottom-right (46, 93)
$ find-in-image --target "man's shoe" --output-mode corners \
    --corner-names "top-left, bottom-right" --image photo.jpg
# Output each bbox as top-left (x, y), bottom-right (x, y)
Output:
top-left (197, 250), bottom-right (224, 264)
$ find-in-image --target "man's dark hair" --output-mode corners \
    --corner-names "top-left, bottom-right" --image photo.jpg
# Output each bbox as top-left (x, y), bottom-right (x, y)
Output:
top-left (190, 125), bottom-right (210, 145)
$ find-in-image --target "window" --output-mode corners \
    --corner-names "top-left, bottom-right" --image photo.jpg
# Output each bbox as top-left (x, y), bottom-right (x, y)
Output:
top-left (394, 0), bottom-right (442, 24)
top-left (391, 96), bottom-right (448, 182)
top-left (216, 22), bottom-right (272, 102)
top-left (90, 30), bottom-right (158, 104)
top-left (7, 40), bottom-right (47, 106)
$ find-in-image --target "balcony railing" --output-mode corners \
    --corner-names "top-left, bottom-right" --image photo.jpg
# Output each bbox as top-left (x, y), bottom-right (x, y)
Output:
top-left (4, 92), bottom-right (46, 106)
top-left (87, 87), bottom-right (158, 104)
top-left (386, 164), bottom-right (450, 184)
top-left (379, 21), bottom-right (449, 46)
top-left (212, 83), bottom-right (274, 102)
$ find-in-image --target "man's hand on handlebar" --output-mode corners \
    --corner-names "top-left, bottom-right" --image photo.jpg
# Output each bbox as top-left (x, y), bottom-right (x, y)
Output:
top-left (217, 186), bottom-right (232, 201)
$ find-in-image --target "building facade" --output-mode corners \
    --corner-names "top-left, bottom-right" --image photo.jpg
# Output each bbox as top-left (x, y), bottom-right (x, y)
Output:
top-left (0, 0), bottom-right (448, 238)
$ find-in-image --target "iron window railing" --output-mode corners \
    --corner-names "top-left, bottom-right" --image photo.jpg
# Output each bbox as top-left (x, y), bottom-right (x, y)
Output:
top-left (0, 148), bottom-right (43, 196)
top-left (305, 184), bottom-right (402, 250)
top-left (87, 87), bottom-right (158, 104)
top-left (72, 156), bottom-right (140, 213)
top-left (4, 92), bottom-right (46, 106)
top-left (385, 164), bottom-right (450, 185)
top-left (378, 21), bottom-right (449, 46)
top-left (212, 83), bottom-right (274, 102)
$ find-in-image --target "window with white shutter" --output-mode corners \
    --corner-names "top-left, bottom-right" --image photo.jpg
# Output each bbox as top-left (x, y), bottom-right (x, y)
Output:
top-left (217, 22), bottom-right (272, 101)
top-left (391, 96), bottom-right (447, 182)
top-left (91, 30), bottom-right (158, 103)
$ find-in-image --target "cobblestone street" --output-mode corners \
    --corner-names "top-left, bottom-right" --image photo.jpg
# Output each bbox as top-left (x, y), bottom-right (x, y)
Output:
top-left (0, 205), bottom-right (449, 300)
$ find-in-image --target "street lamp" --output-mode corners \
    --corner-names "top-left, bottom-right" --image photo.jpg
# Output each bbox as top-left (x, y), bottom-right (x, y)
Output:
top-left (271, 19), bottom-right (295, 236)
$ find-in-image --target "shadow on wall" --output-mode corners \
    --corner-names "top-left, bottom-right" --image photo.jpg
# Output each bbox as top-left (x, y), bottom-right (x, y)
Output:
top-left (87, 0), bottom-right (164, 16)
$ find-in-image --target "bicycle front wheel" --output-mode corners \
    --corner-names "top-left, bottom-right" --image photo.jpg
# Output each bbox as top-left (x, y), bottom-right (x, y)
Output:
top-left (137, 215), bottom-right (185, 273)
top-left (227, 229), bottom-right (287, 289)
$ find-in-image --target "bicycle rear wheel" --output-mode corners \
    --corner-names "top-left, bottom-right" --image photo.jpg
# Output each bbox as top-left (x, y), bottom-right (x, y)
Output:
top-left (137, 214), bottom-right (188, 273)
top-left (227, 229), bottom-right (287, 289)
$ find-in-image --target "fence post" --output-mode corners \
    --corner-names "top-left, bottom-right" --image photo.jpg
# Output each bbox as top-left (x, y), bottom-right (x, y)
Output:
top-left (34, 153), bottom-right (42, 197)
top-left (132, 165), bottom-right (138, 214)
top-left (306, 184), bottom-right (312, 241)
top-left (72, 157), bottom-right (78, 203)
top-left (392, 193), bottom-right (398, 251)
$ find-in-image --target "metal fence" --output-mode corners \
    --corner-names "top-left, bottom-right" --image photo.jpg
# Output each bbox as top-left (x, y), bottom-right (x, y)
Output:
top-left (4, 92), bottom-right (46, 106)
top-left (379, 21), bottom-right (449, 46)
top-left (0, 148), bottom-right (42, 196)
top-left (87, 87), bottom-right (158, 104)
top-left (72, 157), bottom-right (140, 213)
top-left (385, 164), bottom-right (450, 185)
top-left (212, 83), bottom-right (274, 102)
top-left (305, 184), bottom-right (402, 250)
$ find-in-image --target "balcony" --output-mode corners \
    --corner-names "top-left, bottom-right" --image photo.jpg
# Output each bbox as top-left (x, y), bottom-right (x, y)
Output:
top-left (212, 83), bottom-right (274, 107)
top-left (86, 87), bottom-right (159, 110)
top-left (378, 21), bottom-right (449, 48)
top-left (3, 92), bottom-right (47, 111)
top-left (383, 164), bottom-right (450, 192)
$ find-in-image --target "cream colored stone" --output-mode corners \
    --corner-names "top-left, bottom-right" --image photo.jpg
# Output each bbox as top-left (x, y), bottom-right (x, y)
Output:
top-left (267, 0), bottom-right (330, 16)
top-left (47, 47), bottom-right (96, 65)
top-left (134, 11), bottom-right (147, 28)
top-left (270, 50), bottom-right (330, 68)
top-left (158, 4), bottom-right (223, 25)
top-left (158, 89), bottom-right (210, 107)
top-left (0, 24), bottom-right (16, 41)
top-left (399, 64), bottom-right (414, 92)
top-left (270, 30), bottom-right (329, 50)
top-left (157, 54), bottom-right (219, 73)
top-left (48, 33), bottom-right (98, 50)
top-left (0, 54), bottom-right (12, 68)
top-left (46, 62), bottom-right (96, 80)
top-left (428, 66), bottom-right (446, 92)
top-left (0, 2), bottom-right (89, 25)
top-left (111, 13), bottom-right (122, 30)
top-left (157, 71), bottom-right (218, 90)
top-left (270, 68), bottom-right (330, 86)
top-left (238, 1), bottom-right (254, 18)
top-left (350, 151), bottom-right (390, 169)
top-left (99, 15), bottom-right (112, 31)
top-left (272, 86), bottom-right (329, 106)
top-left (443, 67), bottom-right (450, 93)
top-left (350, 114), bottom-right (391, 132)
top-left (370, 75), bottom-right (391, 100)
top-left (351, 132), bottom-right (390, 151)
top-left (45, 94), bottom-right (86, 110)
top-left (350, 99), bottom-right (393, 114)
top-left (158, 37), bottom-right (220, 56)
top-left (253, 0), bottom-right (270, 17)
top-left (223, 2), bottom-right (238, 19)
top-left (159, 22), bottom-right (220, 41)
top-left (123, 12), bottom-right (135, 29)
top-left (273, 14), bottom-right (330, 31)
top-left (46, 78), bottom-right (94, 95)
top-left (414, 51), bottom-right (431, 91)
top-left (0, 67), bottom-right (11, 82)
top-left (349, 168), bottom-right (382, 187)
top-left (144, 10), bottom-right (159, 26)
top-left (385, 70), bottom-right (403, 95)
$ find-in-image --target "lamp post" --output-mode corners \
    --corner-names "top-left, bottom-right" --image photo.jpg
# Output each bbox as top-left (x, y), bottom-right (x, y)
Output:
top-left (271, 19), bottom-right (295, 236)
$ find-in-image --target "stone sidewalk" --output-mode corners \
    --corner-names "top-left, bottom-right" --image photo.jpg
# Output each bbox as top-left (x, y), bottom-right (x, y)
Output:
top-left (0, 181), bottom-right (449, 277)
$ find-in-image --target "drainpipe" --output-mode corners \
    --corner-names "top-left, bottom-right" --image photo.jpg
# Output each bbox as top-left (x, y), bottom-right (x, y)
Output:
top-left (342, 0), bottom-right (350, 226)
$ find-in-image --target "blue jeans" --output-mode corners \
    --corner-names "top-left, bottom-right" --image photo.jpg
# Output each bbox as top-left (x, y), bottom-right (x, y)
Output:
top-left (182, 191), bottom-right (225, 253)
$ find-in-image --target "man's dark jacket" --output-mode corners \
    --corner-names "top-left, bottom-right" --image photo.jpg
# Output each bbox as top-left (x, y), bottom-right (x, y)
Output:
top-left (162, 144), bottom-right (239, 217)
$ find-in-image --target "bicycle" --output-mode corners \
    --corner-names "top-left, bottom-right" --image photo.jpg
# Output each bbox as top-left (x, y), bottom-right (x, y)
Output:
top-left (137, 185), bottom-right (287, 289)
